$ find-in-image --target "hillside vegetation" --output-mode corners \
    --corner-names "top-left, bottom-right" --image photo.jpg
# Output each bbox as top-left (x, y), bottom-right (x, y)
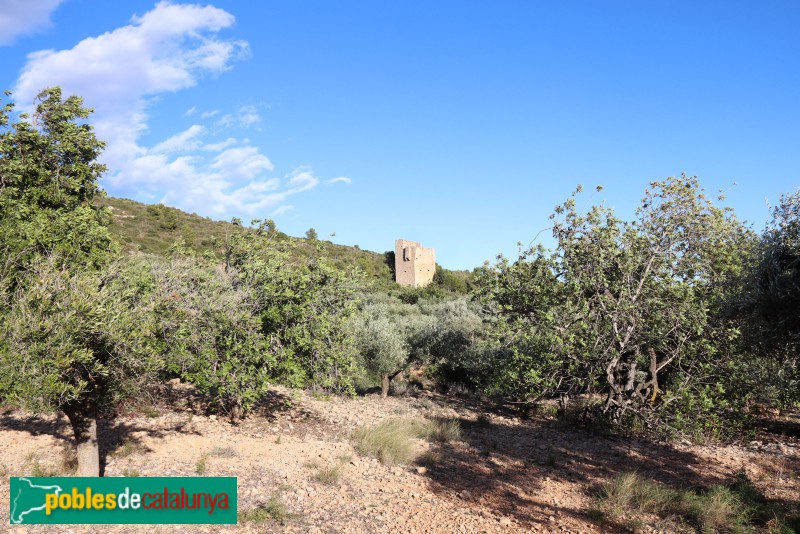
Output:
top-left (99, 196), bottom-right (472, 293)
top-left (99, 196), bottom-right (396, 286)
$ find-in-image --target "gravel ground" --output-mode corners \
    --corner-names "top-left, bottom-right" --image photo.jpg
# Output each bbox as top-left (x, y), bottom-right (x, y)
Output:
top-left (1, 385), bottom-right (798, 533)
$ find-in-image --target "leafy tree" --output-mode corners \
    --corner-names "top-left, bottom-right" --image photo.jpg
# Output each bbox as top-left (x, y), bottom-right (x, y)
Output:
top-left (305, 227), bottom-right (318, 240)
top-left (0, 88), bottom-right (115, 288)
top-left (146, 203), bottom-right (178, 231)
top-left (225, 220), bottom-right (362, 394)
top-left (351, 294), bottom-right (482, 396)
top-left (0, 88), bottom-right (153, 476)
top-left (474, 176), bottom-right (753, 433)
top-left (0, 257), bottom-right (160, 476)
top-left (145, 252), bottom-right (270, 418)
top-left (351, 312), bottom-right (407, 397)
top-left (738, 189), bottom-right (800, 407)
top-left (421, 297), bottom-right (485, 389)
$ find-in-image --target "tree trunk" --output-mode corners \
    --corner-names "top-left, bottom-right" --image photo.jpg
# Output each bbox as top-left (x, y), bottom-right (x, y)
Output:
top-left (64, 406), bottom-right (101, 477)
top-left (381, 374), bottom-right (390, 398)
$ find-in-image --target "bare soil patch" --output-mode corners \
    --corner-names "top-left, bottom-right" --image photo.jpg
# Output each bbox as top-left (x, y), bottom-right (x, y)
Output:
top-left (1, 386), bottom-right (797, 533)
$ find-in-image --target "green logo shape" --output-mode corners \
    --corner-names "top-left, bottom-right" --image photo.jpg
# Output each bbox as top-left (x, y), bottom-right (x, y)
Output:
top-left (10, 477), bottom-right (237, 524)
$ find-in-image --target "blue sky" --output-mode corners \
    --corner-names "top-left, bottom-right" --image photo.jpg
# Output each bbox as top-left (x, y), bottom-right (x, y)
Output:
top-left (1, 1), bottom-right (798, 269)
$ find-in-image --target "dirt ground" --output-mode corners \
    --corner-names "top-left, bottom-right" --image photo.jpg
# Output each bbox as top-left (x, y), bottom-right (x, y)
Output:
top-left (1, 385), bottom-right (798, 533)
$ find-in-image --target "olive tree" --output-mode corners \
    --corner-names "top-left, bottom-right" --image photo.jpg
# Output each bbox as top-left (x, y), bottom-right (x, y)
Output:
top-left (351, 311), bottom-right (408, 397)
top-left (1, 258), bottom-right (161, 476)
top-left (147, 252), bottom-right (271, 418)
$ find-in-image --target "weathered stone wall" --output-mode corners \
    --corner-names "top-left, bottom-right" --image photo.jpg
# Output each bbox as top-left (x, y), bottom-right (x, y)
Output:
top-left (395, 239), bottom-right (436, 287)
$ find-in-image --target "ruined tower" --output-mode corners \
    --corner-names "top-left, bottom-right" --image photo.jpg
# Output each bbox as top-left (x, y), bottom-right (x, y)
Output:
top-left (395, 239), bottom-right (436, 287)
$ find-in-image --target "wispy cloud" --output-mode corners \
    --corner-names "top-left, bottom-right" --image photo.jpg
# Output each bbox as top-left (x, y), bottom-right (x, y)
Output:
top-left (11, 1), bottom-right (329, 220)
top-left (0, 0), bottom-right (64, 46)
top-left (151, 125), bottom-right (205, 153)
top-left (237, 105), bottom-right (261, 128)
top-left (272, 205), bottom-right (294, 216)
top-left (328, 176), bottom-right (352, 185)
top-left (216, 104), bottom-right (262, 129)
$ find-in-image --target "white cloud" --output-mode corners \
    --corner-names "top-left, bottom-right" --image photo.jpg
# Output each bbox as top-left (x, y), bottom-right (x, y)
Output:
top-left (13, 1), bottom-right (248, 172)
top-left (11, 2), bottom-right (330, 220)
top-left (216, 105), bottom-right (261, 129)
top-left (0, 0), bottom-right (64, 46)
top-left (272, 205), bottom-right (294, 216)
top-left (202, 137), bottom-right (237, 151)
top-left (211, 146), bottom-right (274, 179)
top-left (286, 168), bottom-right (319, 192)
top-left (184, 106), bottom-right (197, 116)
top-left (151, 125), bottom-right (205, 153)
top-left (328, 176), bottom-right (352, 184)
top-left (237, 105), bottom-right (260, 128)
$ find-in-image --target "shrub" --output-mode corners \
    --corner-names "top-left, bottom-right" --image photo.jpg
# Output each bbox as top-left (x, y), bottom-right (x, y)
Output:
top-left (351, 312), bottom-right (407, 398)
top-left (473, 176), bottom-right (756, 435)
top-left (149, 254), bottom-right (270, 418)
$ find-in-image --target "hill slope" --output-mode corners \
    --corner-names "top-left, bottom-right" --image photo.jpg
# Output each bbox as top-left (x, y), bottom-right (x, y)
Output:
top-left (99, 196), bottom-right (469, 291)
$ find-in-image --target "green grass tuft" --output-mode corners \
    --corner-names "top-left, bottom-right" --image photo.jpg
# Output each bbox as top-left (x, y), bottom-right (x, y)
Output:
top-left (351, 418), bottom-right (420, 465)
top-left (195, 453), bottom-right (209, 475)
top-left (420, 418), bottom-right (462, 443)
top-left (314, 464), bottom-right (344, 485)
top-left (595, 472), bottom-right (795, 533)
top-left (111, 439), bottom-right (147, 458)
top-left (351, 417), bottom-right (462, 465)
top-left (238, 496), bottom-right (293, 525)
top-left (24, 453), bottom-right (57, 477)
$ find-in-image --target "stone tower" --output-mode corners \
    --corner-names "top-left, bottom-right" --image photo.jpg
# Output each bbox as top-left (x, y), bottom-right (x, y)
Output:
top-left (395, 239), bottom-right (435, 287)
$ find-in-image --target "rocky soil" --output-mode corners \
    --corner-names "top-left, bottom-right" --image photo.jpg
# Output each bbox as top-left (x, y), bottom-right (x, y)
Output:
top-left (1, 385), bottom-right (798, 533)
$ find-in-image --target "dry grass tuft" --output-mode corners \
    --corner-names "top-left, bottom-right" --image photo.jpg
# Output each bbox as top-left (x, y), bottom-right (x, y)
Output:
top-left (238, 496), bottom-right (293, 525)
top-left (596, 472), bottom-right (757, 533)
top-left (351, 418), bottom-right (420, 465)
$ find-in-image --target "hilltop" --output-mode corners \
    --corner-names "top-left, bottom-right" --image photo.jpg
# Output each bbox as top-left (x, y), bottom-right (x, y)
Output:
top-left (99, 196), bottom-right (469, 292)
